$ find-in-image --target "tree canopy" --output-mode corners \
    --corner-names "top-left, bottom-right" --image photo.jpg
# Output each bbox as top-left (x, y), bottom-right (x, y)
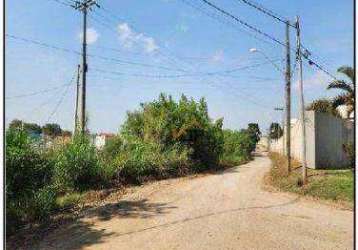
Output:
top-left (306, 98), bottom-right (341, 118)
top-left (327, 66), bottom-right (355, 117)
top-left (269, 123), bottom-right (283, 139)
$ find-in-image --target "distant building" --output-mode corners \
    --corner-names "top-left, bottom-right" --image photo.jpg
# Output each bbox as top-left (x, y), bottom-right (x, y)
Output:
top-left (94, 133), bottom-right (115, 149)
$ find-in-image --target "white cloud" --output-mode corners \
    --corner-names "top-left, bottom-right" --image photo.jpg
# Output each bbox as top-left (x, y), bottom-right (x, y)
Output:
top-left (117, 23), bottom-right (159, 53)
top-left (211, 50), bottom-right (224, 63)
top-left (79, 28), bottom-right (99, 45)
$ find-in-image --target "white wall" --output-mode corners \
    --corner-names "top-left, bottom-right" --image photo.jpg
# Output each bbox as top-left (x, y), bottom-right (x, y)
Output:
top-left (269, 111), bottom-right (353, 169)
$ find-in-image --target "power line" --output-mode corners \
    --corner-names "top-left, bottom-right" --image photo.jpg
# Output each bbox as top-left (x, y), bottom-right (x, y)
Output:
top-left (6, 34), bottom-right (185, 72)
top-left (6, 34), bottom-right (80, 55)
top-left (91, 60), bottom-right (282, 79)
top-left (193, 1), bottom-right (338, 81)
top-left (90, 10), bottom-right (191, 73)
top-left (6, 33), bottom-right (284, 79)
top-left (93, 6), bottom-right (204, 73)
top-left (198, 0), bottom-right (286, 47)
top-left (304, 57), bottom-right (338, 81)
top-left (46, 71), bottom-right (77, 123)
top-left (6, 33), bottom-right (284, 81)
top-left (6, 83), bottom-right (72, 100)
top-left (233, 0), bottom-right (295, 28)
top-left (177, 0), bottom-right (278, 47)
top-left (89, 3), bottom-right (284, 114)
top-left (46, 0), bottom-right (73, 7)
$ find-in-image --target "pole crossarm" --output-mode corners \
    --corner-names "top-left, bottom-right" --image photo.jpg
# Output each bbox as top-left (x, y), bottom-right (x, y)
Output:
top-left (72, 0), bottom-right (99, 11)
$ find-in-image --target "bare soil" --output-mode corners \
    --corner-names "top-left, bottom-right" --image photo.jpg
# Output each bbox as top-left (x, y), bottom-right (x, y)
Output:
top-left (29, 153), bottom-right (354, 250)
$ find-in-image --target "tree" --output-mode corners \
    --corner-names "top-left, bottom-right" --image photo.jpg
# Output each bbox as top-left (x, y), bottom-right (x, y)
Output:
top-left (42, 123), bottom-right (62, 137)
top-left (24, 123), bottom-right (42, 134)
top-left (9, 119), bottom-right (42, 134)
top-left (247, 123), bottom-right (261, 144)
top-left (9, 119), bottom-right (23, 130)
top-left (269, 123), bottom-right (283, 139)
top-left (327, 66), bottom-right (355, 117)
top-left (306, 98), bottom-right (341, 118)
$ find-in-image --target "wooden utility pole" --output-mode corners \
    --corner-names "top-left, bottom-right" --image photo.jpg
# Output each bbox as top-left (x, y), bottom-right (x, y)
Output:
top-left (74, 64), bottom-right (81, 135)
top-left (285, 21), bottom-right (292, 174)
top-left (72, 0), bottom-right (99, 134)
top-left (295, 16), bottom-right (307, 184)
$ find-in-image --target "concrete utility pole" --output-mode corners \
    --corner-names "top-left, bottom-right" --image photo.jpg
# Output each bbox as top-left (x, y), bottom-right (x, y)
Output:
top-left (72, 0), bottom-right (99, 134)
top-left (285, 21), bottom-right (292, 174)
top-left (74, 64), bottom-right (81, 135)
top-left (295, 16), bottom-right (307, 184)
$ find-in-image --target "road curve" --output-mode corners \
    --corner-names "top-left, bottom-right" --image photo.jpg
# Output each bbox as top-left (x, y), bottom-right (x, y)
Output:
top-left (36, 153), bottom-right (353, 250)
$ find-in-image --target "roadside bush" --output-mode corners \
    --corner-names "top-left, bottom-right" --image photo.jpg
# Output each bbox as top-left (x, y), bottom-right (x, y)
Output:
top-left (29, 185), bottom-right (58, 219)
top-left (109, 138), bottom-right (191, 183)
top-left (102, 135), bottom-right (123, 159)
top-left (6, 128), bottom-right (54, 234)
top-left (221, 129), bottom-right (255, 165)
top-left (121, 93), bottom-right (224, 169)
top-left (52, 135), bottom-right (101, 192)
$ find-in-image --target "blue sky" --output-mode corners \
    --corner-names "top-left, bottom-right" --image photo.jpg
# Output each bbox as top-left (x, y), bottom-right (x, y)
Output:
top-left (6, 0), bottom-right (353, 133)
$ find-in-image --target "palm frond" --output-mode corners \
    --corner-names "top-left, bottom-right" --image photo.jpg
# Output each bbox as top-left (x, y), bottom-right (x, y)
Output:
top-left (327, 80), bottom-right (353, 93)
top-left (337, 66), bottom-right (355, 83)
top-left (331, 94), bottom-right (350, 108)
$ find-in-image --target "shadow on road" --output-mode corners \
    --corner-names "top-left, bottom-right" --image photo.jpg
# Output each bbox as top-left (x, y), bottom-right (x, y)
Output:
top-left (82, 198), bottom-right (177, 221)
top-left (11, 199), bottom-right (177, 250)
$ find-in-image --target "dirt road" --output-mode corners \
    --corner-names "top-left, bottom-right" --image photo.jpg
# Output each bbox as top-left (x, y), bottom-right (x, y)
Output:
top-left (36, 153), bottom-right (353, 250)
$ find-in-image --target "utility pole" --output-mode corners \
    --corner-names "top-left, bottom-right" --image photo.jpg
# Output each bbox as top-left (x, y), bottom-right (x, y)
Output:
top-left (285, 21), bottom-right (292, 174)
top-left (74, 64), bottom-right (81, 135)
top-left (295, 16), bottom-right (307, 184)
top-left (72, 0), bottom-right (99, 134)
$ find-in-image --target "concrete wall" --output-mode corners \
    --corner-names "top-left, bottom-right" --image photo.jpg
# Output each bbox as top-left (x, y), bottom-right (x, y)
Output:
top-left (270, 110), bottom-right (353, 169)
top-left (315, 112), bottom-right (353, 168)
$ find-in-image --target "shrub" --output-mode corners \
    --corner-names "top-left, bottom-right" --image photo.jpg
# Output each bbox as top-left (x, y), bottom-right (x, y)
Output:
top-left (110, 138), bottom-right (191, 183)
top-left (6, 129), bottom-right (53, 233)
top-left (121, 93), bottom-right (224, 168)
top-left (221, 129), bottom-right (255, 165)
top-left (52, 135), bottom-right (101, 192)
top-left (102, 135), bottom-right (123, 160)
top-left (30, 186), bottom-right (58, 219)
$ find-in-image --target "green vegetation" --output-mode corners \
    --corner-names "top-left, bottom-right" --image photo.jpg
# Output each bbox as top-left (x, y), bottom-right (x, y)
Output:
top-left (327, 66), bottom-right (354, 117)
top-left (52, 135), bottom-right (102, 192)
top-left (267, 153), bottom-right (353, 207)
top-left (221, 129), bottom-right (255, 165)
top-left (306, 98), bottom-right (341, 118)
top-left (268, 122), bottom-right (283, 139)
top-left (6, 129), bottom-right (54, 234)
top-left (9, 119), bottom-right (72, 137)
top-left (6, 93), bottom-right (259, 235)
